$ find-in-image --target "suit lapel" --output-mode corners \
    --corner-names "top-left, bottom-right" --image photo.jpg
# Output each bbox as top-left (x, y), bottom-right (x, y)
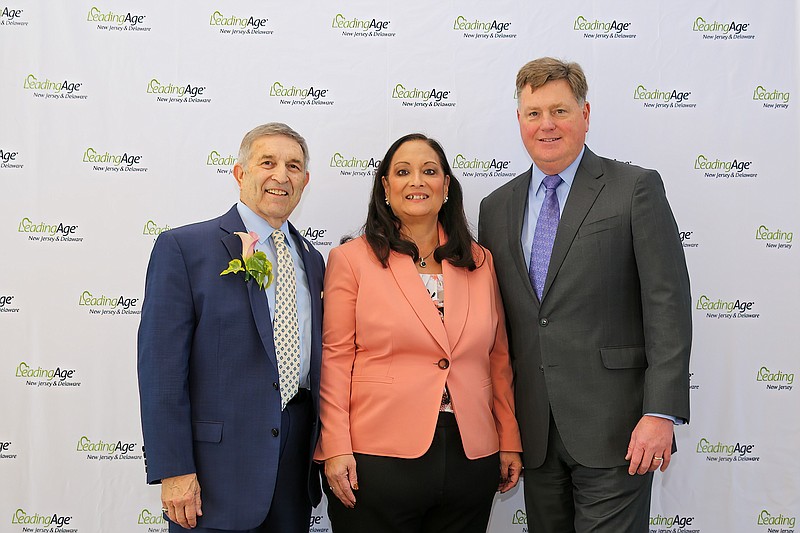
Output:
top-left (220, 206), bottom-right (278, 369)
top-left (507, 168), bottom-right (539, 305)
top-left (542, 148), bottom-right (605, 301)
top-left (388, 246), bottom-right (451, 355)
top-left (442, 258), bottom-right (468, 352)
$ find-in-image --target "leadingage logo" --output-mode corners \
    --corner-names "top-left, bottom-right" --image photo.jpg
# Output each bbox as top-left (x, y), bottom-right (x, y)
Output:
top-left (207, 150), bottom-right (236, 175)
top-left (209, 11), bottom-right (272, 36)
top-left (695, 295), bottom-right (758, 319)
top-left (138, 509), bottom-right (166, 528)
top-left (0, 294), bottom-right (20, 314)
top-left (309, 514), bottom-right (328, 533)
top-left (453, 16), bottom-right (516, 39)
top-left (82, 147), bottom-right (147, 173)
top-left (680, 230), bottom-right (698, 249)
top-left (143, 219), bottom-right (172, 238)
top-left (757, 510), bottom-right (796, 529)
top-left (649, 513), bottom-right (696, 530)
top-left (633, 85), bottom-right (695, 109)
top-left (756, 366), bottom-right (794, 392)
top-left (77, 436), bottom-right (141, 461)
top-left (696, 437), bottom-right (759, 462)
top-left (299, 227), bottom-right (332, 247)
top-left (452, 154), bottom-right (513, 178)
top-left (331, 13), bottom-right (394, 38)
top-left (754, 85), bottom-right (790, 110)
top-left (18, 217), bottom-right (83, 243)
top-left (573, 16), bottom-right (636, 40)
top-left (23, 74), bottom-right (87, 100)
top-left (755, 225), bottom-right (792, 250)
top-left (0, 441), bottom-right (16, 459)
top-left (392, 84), bottom-right (455, 108)
top-left (15, 361), bottom-right (81, 388)
top-left (147, 78), bottom-right (210, 104)
top-left (693, 17), bottom-right (754, 40)
top-left (12, 509), bottom-right (74, 530)
top-left (329, 152), bottom-right (380, 177)
top-left (511, 508), bottom-right (527, 530)
top-left (269, 81), bottom-right (334, 106)
top-left (694, 154), bottom-right (756, 179)
top-left (79, 291), bottom-right (140, 316)
top-left (0, 7), bottom-right (28, 26)
top-left (0, 149), bottom-right (23, 169)
top-left (86, 7), bottom-right (151, 32)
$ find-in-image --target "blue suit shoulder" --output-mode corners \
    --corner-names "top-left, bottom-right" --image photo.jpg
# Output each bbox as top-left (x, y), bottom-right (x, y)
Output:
top-left (155, 213), bottom-right (227, 246)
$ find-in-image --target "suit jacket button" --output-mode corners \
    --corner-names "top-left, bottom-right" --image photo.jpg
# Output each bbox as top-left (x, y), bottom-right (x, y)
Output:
top-left (539, 365), bottom-right (545, 372)
top-left (437, 358), bottom-right (450, 369)
top-left (271, 428), bottom-right (279, 437)
top-left (272, 382), bottom-right (279, 390)
top-left (539, 318), bottom-right (549, 327)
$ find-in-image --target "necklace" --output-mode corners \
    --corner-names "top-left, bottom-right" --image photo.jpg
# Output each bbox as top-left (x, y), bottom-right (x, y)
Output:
top-left (418, 242), bottom-right (438, 268)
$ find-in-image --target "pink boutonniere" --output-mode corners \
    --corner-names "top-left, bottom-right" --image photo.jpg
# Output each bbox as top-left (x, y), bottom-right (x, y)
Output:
top-left (220, 231), bottom-right (274, 290)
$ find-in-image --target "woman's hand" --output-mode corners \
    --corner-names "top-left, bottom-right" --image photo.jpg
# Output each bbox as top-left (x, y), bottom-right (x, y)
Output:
top-left (498, 451), bottom-right (522, 493)
top-left (325, 454), bottom-right (359, 508)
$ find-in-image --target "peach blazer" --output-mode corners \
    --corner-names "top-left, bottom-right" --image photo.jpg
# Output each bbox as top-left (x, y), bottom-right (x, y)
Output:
top-left (315, 233), bottom-right (522, 461)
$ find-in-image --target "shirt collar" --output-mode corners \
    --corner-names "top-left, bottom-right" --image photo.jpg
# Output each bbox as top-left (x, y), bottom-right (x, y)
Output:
top-left (236, 201), bottom-right (292, 248)
top-left (529, 145), bottom-right (586, 194)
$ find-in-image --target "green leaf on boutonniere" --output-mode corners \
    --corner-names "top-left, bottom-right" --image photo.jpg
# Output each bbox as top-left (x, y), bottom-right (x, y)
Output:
top-left (220, 259), bottom-right (244, 276)
top-left (219, 232), bottom-right (274, 291)
top-left (245, 251), bottom-right (274, 290)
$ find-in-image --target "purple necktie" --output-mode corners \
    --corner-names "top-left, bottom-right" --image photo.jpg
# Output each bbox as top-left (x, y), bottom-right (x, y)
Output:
top-left (529, 174), bottom-right (563, 300)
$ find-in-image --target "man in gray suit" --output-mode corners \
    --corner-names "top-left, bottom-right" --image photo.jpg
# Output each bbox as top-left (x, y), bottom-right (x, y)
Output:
top-left (478, 57), bottom-right (691, 532)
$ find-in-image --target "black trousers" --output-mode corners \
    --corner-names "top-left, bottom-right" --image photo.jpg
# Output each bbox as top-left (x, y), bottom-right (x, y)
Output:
top-left (522, 413), bottom-right (653, 533)
top-left (170, 389), bottom-right (313, 533)
top-left (324, 412), bottom-right (500, 533)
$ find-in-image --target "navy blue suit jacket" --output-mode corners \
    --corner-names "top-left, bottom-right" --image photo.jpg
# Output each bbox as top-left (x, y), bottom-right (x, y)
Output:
top-left (137, 205), bottom-right (323, 530)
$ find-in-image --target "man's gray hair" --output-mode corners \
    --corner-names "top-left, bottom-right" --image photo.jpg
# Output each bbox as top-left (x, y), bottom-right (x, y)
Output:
top-left (237, 122), bottom-right (310, 170)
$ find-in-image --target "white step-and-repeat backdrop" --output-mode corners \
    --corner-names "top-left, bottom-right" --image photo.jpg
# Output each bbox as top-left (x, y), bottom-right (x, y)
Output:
top-left (1, 2), bottom-right (798, 532)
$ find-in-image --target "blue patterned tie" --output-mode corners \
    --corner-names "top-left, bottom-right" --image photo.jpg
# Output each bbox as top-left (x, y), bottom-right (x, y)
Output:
top-left (529, 174), bottom-right (563, 301)
top-left (271, 230), bottom-right (300, 410)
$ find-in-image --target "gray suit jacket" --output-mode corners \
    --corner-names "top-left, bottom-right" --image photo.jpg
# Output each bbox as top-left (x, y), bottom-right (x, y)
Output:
top-left (478, 147), bottom-right (691, 469)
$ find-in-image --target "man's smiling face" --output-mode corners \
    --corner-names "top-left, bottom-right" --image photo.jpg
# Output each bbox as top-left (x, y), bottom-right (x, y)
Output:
top-left (234, 134), bottom-right (310, 229)
top-left (517, 78), bottom-right (590, 175)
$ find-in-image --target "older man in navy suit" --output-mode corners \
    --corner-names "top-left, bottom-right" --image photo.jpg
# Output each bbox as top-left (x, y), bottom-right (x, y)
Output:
top-left (138, 123), bottom-right (324, 532)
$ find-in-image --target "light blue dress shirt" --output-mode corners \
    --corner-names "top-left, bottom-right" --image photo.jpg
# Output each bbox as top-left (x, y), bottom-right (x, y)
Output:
top-left (237, 202), bottom-right (312, 389)
top-left (520, 146), bottom-right (584, 269)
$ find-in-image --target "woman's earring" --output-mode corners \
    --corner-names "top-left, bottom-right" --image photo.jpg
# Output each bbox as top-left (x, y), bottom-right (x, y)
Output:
top-left (385, 197), bottom-right (390, 206)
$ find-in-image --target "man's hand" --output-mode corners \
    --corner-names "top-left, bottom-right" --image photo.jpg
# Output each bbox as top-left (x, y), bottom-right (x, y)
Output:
top-left (498, 451), bottom-right (523, 493)
top-left (625, 415), bottom-right (674, 475)
top-left (162, 473), bottom-right (202, 529)
top-left (324, 454), bottom-right (358, 508)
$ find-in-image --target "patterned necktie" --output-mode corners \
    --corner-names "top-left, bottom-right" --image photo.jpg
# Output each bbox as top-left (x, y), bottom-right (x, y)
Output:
top-left (271, 230), bottom-right (300, 410)
top-left (529, 174), bottom-right (563, 301)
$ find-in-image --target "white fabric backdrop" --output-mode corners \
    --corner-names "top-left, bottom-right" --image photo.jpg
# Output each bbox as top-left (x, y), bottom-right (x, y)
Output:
top-left (1, 2), bottom-right (798, 532)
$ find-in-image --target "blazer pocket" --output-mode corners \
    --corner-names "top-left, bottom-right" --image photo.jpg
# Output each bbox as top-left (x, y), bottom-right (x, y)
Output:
top-left (351, 375), bottom-right (394, 384)
top-left (600, 346), bottom-right (647, 369)
top-left (578, 215), bottom-right (620, 238)
top-left (192, 421), bottom-right (223, 443)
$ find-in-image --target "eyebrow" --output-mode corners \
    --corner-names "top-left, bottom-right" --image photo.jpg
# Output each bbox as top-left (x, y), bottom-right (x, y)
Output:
top-left (393, 160), bottom-right (440, 166)
top-left (257, 154), bottom-right (304, 166)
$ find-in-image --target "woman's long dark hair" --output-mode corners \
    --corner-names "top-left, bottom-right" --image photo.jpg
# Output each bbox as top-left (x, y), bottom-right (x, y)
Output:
top-left (364, 133), bottom-right (481, 270)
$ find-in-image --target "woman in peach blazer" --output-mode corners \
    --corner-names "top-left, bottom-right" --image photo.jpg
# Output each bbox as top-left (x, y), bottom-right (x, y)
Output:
top-left (315, 134), bottom-right (522, 533)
